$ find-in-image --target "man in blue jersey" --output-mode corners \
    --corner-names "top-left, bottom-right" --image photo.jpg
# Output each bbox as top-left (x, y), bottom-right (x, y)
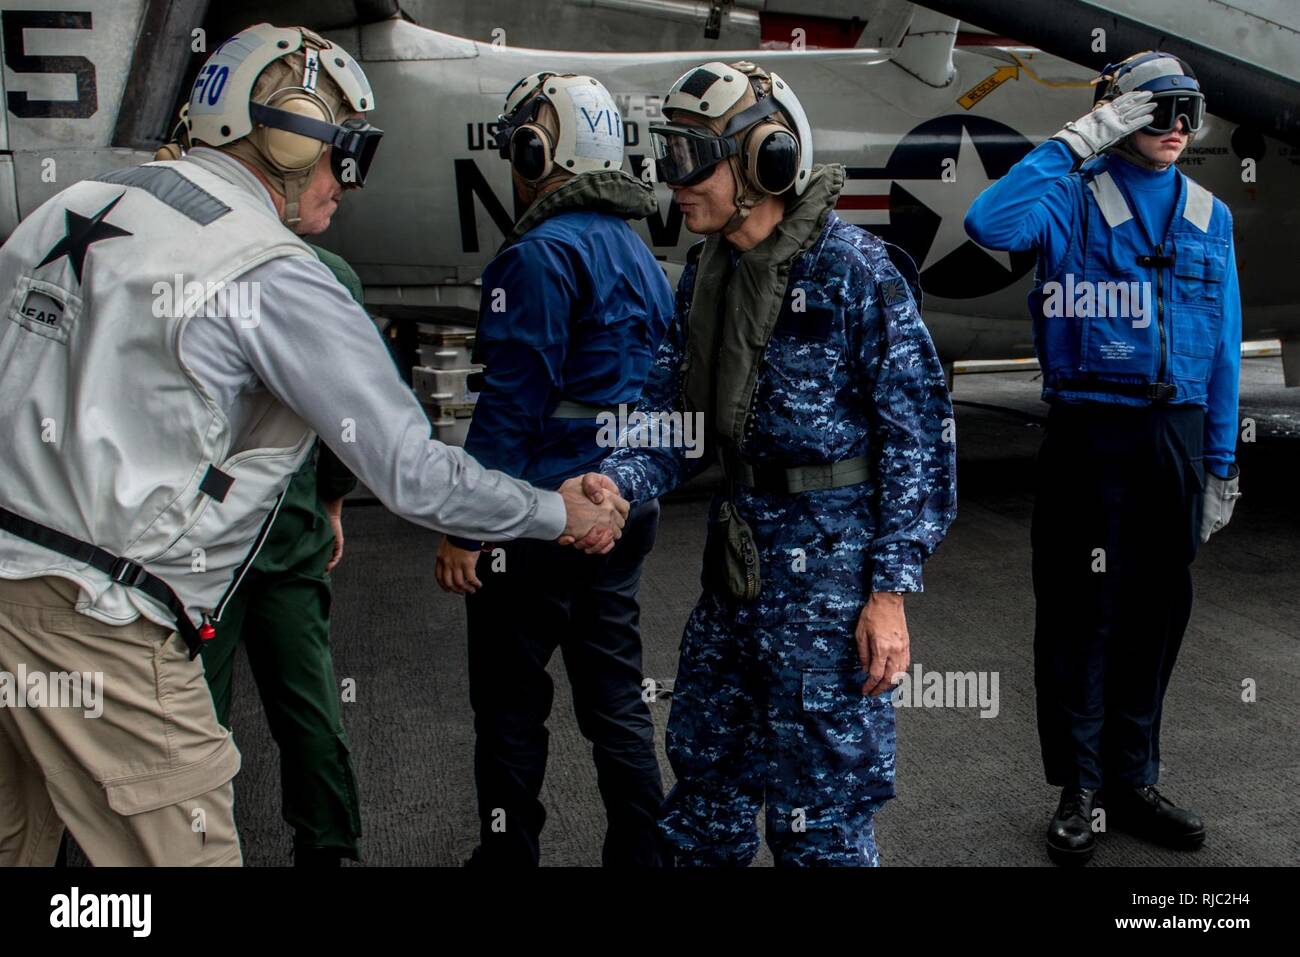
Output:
top-left (965, 52), bottom-right (1241, 865)
top-left (434, 73), bottom-right (674, 866)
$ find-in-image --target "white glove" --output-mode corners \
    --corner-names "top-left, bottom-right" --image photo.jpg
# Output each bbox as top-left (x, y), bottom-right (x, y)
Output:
top-left (1200, 466), bottom-right (1241, 543)
top-left (1053, 90), bottom-right (1157, 163)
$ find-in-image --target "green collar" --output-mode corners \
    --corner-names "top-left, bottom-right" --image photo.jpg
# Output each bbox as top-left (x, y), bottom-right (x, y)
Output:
top-left (683, 163), bottom-right (846, 456)
top-left (504, 170), bottom-right (659, 248)
top-left (737, 162), bottom-right (845, 267)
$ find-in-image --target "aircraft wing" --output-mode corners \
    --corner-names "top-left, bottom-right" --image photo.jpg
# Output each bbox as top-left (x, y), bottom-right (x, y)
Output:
top-left (922, 0), bottom-right (1300, 147)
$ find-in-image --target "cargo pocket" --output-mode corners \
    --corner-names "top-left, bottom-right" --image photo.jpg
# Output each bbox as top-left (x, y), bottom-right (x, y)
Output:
top-left (101, 739), bottom-right (240, 816)
top-left (1172, 238), bottom-right (1228, 310)
top-left (800, 668), bottom-right (897, 805)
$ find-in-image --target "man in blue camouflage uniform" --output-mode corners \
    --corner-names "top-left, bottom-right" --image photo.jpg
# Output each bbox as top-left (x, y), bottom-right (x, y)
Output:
top-left (592, 62), bottom-right (956, 866)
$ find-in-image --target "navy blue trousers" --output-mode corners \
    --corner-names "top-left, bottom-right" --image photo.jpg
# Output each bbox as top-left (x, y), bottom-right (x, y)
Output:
top-left (1032, 401), bottom-right (1204, 790)
top-left (465, 500), bottom-right (663, 866)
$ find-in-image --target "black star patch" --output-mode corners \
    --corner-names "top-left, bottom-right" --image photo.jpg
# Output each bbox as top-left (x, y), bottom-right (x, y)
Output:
top-left (36, 192), bottom-right (133, 284)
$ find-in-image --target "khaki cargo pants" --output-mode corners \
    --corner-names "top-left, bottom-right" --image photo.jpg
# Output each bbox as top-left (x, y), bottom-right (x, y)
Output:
top-left (0, 576), bottom-right (242, 866)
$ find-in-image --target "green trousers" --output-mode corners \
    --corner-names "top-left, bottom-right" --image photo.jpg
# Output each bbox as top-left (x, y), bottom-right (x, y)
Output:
top-left (202, 457), bottom-right (362, 860)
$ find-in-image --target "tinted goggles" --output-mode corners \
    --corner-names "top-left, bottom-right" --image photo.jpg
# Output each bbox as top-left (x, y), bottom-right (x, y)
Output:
top-left (250, 102), bottom-right (384, 187)
top-left (1141, 92), bottom-right (1205, 135)
top-left (329, 118), bottom-right (384, 187)
top-left (649, 124), bottom-right (739, 187)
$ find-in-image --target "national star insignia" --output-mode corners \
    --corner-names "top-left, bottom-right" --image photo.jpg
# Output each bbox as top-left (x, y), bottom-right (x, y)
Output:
top-left (36, 191), bottom-right (133, 284)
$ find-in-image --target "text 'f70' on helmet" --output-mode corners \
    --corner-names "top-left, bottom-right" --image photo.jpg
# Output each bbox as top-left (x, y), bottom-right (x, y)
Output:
top-left (186, 23), bottom-right (383, 188)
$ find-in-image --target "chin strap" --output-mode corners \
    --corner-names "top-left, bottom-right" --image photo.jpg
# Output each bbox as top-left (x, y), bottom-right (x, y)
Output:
top-left (281, 172), bottom-right (306, 227)
top-left (1111, 138), bottom-right (1167, 171)
top-left (219, 137), bottom-right (314, 227)
top-left (723, 204), bottom-right (750, 234)
top-left (723, 155), bottom-right (768, 234)
top-left (519, 169), bottom-right (570, 210)
top-left (1111, 130), bottom-right (1194, 172)
top-left (153, 104), bottom-right (192, 163)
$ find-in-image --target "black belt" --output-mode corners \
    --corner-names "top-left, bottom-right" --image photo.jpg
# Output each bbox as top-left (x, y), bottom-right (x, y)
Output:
top-left (0, 505), bottom-right (204, 658)
top-left (1054, 378), bottom-right (1178, 402)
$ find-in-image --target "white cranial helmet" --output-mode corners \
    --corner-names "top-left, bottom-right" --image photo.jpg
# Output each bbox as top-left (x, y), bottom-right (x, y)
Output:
top-left (495, 72), bottom-right (626, 182)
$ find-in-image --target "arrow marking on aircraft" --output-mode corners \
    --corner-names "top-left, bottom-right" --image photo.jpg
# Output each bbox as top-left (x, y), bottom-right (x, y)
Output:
top-left (957, 65), bottom-right (1019, 110)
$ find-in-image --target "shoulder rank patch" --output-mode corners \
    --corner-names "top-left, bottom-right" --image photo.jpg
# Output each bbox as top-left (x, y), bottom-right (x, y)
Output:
top-left (879, 277), bottom-right (909, 308)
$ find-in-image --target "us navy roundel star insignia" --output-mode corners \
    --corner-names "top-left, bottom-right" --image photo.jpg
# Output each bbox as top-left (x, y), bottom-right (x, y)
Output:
top-left (844, 116), bottom-right (1036, 300)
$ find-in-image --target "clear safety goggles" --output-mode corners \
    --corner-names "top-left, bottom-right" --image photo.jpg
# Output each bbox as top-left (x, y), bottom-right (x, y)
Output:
top-left (250, 102), bottom-right (384, 187)
top-left (649, 124), bottom-right (739, 187)
top-left (1141, 92), bottom-right (1205, 135)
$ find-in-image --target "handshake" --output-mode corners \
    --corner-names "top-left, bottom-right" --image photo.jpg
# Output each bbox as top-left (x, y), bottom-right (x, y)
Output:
top-left (436, 473), bottom-right (627, 594)
top-left (557, 472), bottom-right (628, 555)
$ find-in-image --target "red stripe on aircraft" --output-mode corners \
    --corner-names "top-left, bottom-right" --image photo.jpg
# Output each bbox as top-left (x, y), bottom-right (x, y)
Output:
top-left (837, 195), bottom-right (890, 210)
top-left (760, 12), bottom-right (865, 48)
top-left (955, 32), bottom-right (1026, 46)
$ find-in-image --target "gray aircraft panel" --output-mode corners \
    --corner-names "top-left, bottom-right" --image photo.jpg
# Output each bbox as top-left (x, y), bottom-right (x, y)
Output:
top-left (3, 0), bottom-right (1299, 369)
top-left (402, 0), bottom-right (762, 51)
top-left (315, 17), bottom-right (1299, 362)
top-left (1085, 0), bottom-right (1300, 83)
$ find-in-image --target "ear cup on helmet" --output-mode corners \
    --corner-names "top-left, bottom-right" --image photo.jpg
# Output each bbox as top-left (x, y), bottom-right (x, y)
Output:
top-left (744, 122), bottom-right (799, 195)
top-left (510, 123), bottom-right (554, 182)
top-left (257, 89), bottom-right (332, 172)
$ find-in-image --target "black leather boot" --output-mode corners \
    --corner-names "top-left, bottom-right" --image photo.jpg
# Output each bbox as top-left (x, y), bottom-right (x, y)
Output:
top-left (1100, 785), bottom-right (1206, 850)
top-left (1046, 786), bottom-right (1098, 866)
top-left (293, 845), bottom-right (344, 867)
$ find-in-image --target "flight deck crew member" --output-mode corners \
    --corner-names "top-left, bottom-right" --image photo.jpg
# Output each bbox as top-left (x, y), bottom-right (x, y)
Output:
top-left (592, 62), bottom-right (957, 866)
top-left (0, 24), bottom-right (626, 867)
top-left (201, 245), bottom-right (368, 868)
top-left (434, 73), bottom-right (674, 866)
top-left (965, 51), bottom-right (1242, 866)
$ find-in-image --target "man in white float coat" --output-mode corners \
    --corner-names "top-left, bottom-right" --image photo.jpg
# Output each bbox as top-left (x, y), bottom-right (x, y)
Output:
top-left (0, 23), bottom-right (625, 867)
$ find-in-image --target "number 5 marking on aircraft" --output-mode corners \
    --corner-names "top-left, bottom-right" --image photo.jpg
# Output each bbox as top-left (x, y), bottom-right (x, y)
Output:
top-left (2, 10), bottom-right (98, 119)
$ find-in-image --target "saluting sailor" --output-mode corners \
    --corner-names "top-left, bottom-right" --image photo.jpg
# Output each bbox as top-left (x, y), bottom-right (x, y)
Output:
top-left (966, 50), bottom-right (1242, 865)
